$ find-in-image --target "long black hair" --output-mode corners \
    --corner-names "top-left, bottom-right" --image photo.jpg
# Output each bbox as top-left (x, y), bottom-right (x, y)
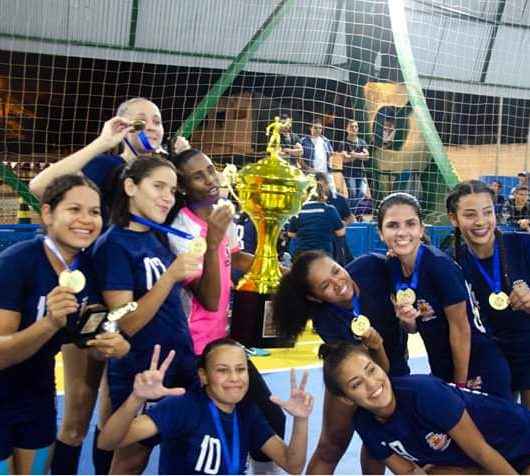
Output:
top-left (376, 192), bottom-right (423, 231)
top-left (198, 337), bottom-right (247, 370)
top-left (272, 250), bottom-right (332, 340)
top-left (110, 156), bottom-right (176, 227)
top-left (446, 180), bottom-right (511, 290)
top-left (41, 173), bottom-right (100, 212)
top-left (318, 341), bottom-right (372, 397)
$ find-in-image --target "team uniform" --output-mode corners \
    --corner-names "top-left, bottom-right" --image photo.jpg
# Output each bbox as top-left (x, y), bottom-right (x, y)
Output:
top-left (0, 237), bottom-right (98, 461)
top-left (313, 253), bottom-right (409, 377)
top-left (169, 206), bottom-right (241, 356)
top-left (355, 375), bottom-right (530, 471)
top-left (82, 154), bottom-right (126, 223)
top-left (147, 389), bottom-right (275, 475)
top-left (169, 206), bottom-right (287, 458)
top-left (91, 226), bottom-right (197, 412)
top-left (458, 233), bottom-right (530, 391)
top-left (289, 201), bottom-right (343, 257)
top-left (387, 244), bottom-right (511, 398)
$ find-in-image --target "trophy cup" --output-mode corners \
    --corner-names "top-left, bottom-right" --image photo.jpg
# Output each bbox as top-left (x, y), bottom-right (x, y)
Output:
top-left (225, 116), bottom-right (315, 347)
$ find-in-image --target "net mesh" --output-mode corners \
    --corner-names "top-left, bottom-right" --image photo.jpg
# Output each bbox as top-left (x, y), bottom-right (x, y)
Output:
top-left (1, 0), bottom-right (529, 223)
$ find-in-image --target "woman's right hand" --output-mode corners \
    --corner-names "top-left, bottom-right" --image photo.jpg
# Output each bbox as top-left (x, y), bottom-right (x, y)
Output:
top-left (97, 116), bottom-right (134, 149)
top-left (45, 286), bottom-right (79, 330)
top-left (360, 327), bottom-right (384, 351)
top-left (394, 302), bottom-right (421, 328)
top-left (168, 253), bottom-right (202, 282)
top-left (133, 345), bottom-right (186, 400)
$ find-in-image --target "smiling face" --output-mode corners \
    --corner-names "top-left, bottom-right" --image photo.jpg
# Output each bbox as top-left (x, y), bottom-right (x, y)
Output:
top-left (379, 204), bottom-right (424, 261)
top-left (42, 185), bottom-right (102, 257)
top-left (126, 165), bottom-right (176, 223)
top-left (123, 100), bottom-right (164, 152)
top-left (449, 192), bottom-right (496, 252)
top-left (336, 353), bottom-right (394, 413)
top-left (306, 256), bottom-right (355, 306)
top-left (199, 345), bottom-right (249, 412)
top-left (178, 153), bottom-right (220, 203)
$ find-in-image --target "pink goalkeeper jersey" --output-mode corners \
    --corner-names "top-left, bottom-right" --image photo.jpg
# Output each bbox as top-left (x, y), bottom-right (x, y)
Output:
top-left (169, 207), bottom-right (240, 355)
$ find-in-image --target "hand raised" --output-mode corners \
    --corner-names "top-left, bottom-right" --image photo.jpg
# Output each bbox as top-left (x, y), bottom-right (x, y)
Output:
top-left (45, 286), bottom-right (79, 330)
top-left (169, 253), bottom-right (202, 282)
top-left (133, 345), bottom-right (186, 400)
top-left (86, 332), bottom-right (130, 359)
top-left (510, 281), bottom-right (530, 314)
top-left (206, 204), bottom-right (234, 248)
top-left (360, 327), bottom-right (384, 351)
top-left (99, 116), bottom-right (134, 148)
top-left (270, 369), bottom-right (313, 419)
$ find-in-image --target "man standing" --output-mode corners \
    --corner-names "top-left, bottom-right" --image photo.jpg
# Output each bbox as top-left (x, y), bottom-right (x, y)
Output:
top-left (337, 119), bottom-right (369, 200)
top-left (278, 113), bottom-right (303, 166)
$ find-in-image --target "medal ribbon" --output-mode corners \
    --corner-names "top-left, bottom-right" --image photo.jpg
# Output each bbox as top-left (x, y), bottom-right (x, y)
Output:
top-left (130, 214), bottom-right (194, 240)
top-left (208, 401), bottom-right (240, 475)
top-left (123, 131), bottom-right (156, 157)
top-left (43, 236), bottom-right (79, 271)
top-left (330, 295), bottom-right (364, 340)
top-left (468, 242), bottom-right (502, 294)
top-left (391, 244), bottom-right (425, 293)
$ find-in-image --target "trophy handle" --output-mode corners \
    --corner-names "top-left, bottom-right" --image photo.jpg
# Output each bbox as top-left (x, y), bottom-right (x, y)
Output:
top-left (221, 164), bottom-right (241, 204)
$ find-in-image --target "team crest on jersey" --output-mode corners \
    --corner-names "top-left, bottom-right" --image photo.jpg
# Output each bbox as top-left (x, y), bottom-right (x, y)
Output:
top-left (425, 432), bottom-right (451, 451)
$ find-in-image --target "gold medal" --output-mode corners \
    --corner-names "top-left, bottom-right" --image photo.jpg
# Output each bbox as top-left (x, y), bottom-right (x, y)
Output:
top-left (188, 237), bottom-right (207, 257)
top-left (131, 119), bottom-right (146, 131)
top-left (351, 315), bottom-right (371, 337)
top-left (59, 269), bottom-right (86, 294)
top-left (488, 291), bottom-right (509, 311)
top-left (396, 288), bottom-right (416, 306)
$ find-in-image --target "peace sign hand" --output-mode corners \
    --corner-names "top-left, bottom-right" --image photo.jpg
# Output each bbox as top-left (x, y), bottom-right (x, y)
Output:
top-left (270, 369), bottom-right (314, 419)
top-left (133, 345), bottom-right (186, 401)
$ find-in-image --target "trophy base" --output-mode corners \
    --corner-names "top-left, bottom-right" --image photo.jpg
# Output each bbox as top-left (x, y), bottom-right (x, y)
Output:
top-left (230, 290), bottom-right (295, 349)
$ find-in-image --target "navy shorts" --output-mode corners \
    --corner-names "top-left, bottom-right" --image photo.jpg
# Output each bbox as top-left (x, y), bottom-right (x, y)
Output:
top-left (498, 336), bottom-right (530, 391)
top-left (0, 404), bottom-right (56, 460)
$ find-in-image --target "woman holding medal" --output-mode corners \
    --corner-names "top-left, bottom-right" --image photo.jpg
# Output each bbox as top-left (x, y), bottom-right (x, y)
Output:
top-left (272, 250), bottom-right (408, 474)
top-left (91, 156), bottom-right (206, 474)
top-left (319, 341), bottom-right (530, 475)
top-left (447, 180), bottom-right (530, 408)
top-left (0, 174), bottom-right (129, 475)
top-left (98, 338), bottom-right (314, 475)
top-left (167, 148), bottom-right (288, 471)
top-left (378, 192), bottom-right (511, 399)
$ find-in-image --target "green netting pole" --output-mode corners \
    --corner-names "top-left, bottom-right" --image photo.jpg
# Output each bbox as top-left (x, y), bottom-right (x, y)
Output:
top-left (178, 0), bottom-right (295, 139)
top-left (0, 163), bottom-right (40, 213)
top-left (387, 0), bottom-right (460, 191)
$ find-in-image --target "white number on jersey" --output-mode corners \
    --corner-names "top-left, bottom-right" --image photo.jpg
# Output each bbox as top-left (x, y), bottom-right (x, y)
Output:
top-left (465, 280), bottom-right (486, 334)
top-left (387, 440), bottom-right (419, 462)
top-left (143, 257), bottom-right (167, 290)
top-left (36, 295), bottom-right (46, 321)
top-left (195, 435), bottom-right (221, 474)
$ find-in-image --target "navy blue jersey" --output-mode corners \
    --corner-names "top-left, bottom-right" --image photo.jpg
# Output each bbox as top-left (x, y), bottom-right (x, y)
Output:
top-left (289, 201), bottom-right (343, 256)
top-left (327, 194), bottom-right (352, 222)
top-left (147, 389), bottom-right (275, 474)
top-left (355, 375), bottom-right (530, 468)
top-left (387, 245), bottom-right (511, 397)
top-left (82, 154), bottom-right (126, 223)
top-left (312, 254), bottom-right (409, 376)
top-left (0, 236), bottom-right (98, 408)
top-left (458, 233), bottom-right (530, 390)
top-left (91, 226), bottom-right (196, 397)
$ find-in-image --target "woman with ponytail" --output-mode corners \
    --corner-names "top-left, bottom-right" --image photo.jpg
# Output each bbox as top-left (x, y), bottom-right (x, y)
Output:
top-left (447, 180), bottom-right (530, 408)
top-left (318, 341), bottom-right (530, 475)
top-left (273, 250), bottom-right (408, 474)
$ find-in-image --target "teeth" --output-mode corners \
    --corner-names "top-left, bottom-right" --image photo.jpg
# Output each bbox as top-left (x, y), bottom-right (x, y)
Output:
top-left (371, 386), bottom-right (383, 398)
top-left (72, 229), bottom-right (91, 234)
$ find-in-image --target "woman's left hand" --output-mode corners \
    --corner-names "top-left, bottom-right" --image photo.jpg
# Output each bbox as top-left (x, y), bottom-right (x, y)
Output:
top-left (87, 332), bottom-right (130, 359)
top-left (360, 327), bottom-right (384, 351)
top-left (270, 369), bottom-right (314, 419)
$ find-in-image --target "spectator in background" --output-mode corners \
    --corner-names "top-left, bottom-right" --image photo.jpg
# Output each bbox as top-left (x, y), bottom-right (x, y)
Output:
top-left (300, 121), bottom-right (334, 175)
top-left (278, 113), bottom-right (303, 167)
top-left (315, 172), bottom-right (354, 226)
top-left (352, 192), bottom-right (374, 222)
top-left (488, 180), bottom-right (506, 218)
top-left (503, 185), bottom-right (530, 231)
top-left (509, 172), bottom-right (530, 199)
top-left (288, 179), bottom-right (345, 259)
top-left (337, 120), bottom-right (369, 200)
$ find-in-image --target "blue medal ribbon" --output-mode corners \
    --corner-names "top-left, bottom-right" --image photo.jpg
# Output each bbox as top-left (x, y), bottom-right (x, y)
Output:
top-left (390, 244), bottom-right (425, 293)
top-left (330, 294), bottom-right (363, 340)
top-left (468, 242), bottom-right (502, 294)
top-left (208, 400), bottom-right (240, 475)
top-left (43, 236), bottom-right (79, 270)
top-left (129, 214), bottom-right (194, 240)
top-left (123, 131), bottom-right (156, 157)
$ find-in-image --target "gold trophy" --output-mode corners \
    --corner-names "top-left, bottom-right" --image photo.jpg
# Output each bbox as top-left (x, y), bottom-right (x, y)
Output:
top-left (225, 116), bottom-right (314, 347)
